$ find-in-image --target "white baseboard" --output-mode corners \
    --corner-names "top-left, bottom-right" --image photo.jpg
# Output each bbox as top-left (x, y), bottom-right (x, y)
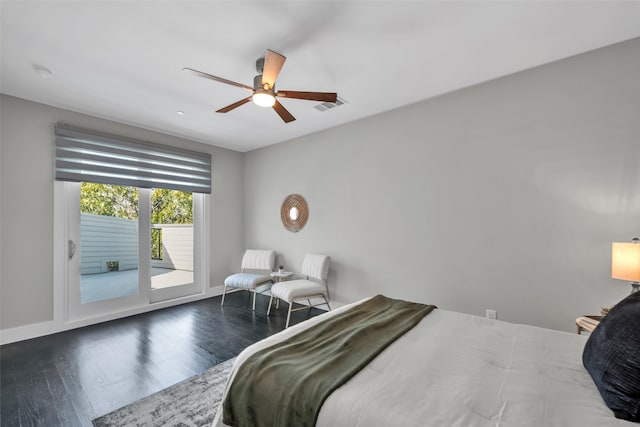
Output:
top-left (1, 285), bottom-right (225, 345)
top-left (0, 320), bottom-right (61, 345)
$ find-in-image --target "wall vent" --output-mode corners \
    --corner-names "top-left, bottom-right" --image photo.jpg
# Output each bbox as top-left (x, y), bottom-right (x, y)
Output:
top-left (314, 97), bottom-right (347, 112)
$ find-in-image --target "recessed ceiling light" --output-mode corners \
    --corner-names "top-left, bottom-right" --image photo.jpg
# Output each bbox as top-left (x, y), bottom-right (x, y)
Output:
top-left (176, 111), bottom-right (185, 116)
top-left (33, 65), bottom-right (53, 79)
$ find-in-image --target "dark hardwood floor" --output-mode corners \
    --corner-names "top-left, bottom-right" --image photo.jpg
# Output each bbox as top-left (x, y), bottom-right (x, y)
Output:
top-left (1, 291), bottom-right (325, 426)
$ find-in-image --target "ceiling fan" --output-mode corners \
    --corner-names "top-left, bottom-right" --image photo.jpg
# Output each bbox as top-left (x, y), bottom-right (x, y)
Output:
top-left (184, 49), bottom-right (337, 123)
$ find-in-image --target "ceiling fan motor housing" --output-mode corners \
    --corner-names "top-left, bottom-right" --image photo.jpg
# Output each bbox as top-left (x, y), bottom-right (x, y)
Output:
top-left (253, 74), bottom-right (273, 92)
top-left (252, 73), bottom-right (276, 107)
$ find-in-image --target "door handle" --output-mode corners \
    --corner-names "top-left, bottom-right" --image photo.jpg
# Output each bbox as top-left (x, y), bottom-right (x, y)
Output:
top-left (68, 239), bottom-right (76, 260)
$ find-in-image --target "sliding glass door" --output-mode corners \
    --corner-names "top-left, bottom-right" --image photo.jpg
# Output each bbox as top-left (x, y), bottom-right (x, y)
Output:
top-left (79, 183), bottom-right (141, 304)
top-left (65, 182), bottom-right (204, 320)
top-left (149, 188), bottom-right (204, 303)
top-left (150, 188), bottom-right (193, 290)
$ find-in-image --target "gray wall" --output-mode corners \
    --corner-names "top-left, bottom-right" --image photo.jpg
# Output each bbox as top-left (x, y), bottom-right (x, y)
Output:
top-left (0, 95), bottom-right (244, 329)
top-left (244, 38), bottom-right (640, 332)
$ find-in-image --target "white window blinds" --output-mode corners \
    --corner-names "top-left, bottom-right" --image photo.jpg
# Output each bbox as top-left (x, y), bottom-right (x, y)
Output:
top-left (55, 124), bottom-right (211, 194)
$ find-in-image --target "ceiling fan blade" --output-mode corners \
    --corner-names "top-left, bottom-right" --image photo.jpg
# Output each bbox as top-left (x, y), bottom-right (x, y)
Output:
top-left (183, 67), bottom-right (254, 92)
top-left (277, 91), bottom-right (337, 103)
top-left (216, 96), bottom-right (253, 113)
top-left (272, 100), bottom-right (296, 123)
top-left (261, 49), bottom-right (286, 89)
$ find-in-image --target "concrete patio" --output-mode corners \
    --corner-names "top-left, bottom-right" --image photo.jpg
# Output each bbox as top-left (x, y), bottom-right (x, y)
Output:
top-left (81, 267), bottom-right (194, 303)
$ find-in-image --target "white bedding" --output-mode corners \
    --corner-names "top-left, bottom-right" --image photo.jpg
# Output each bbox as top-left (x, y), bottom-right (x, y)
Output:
top-left (213, 299), bottom-right (631, 427)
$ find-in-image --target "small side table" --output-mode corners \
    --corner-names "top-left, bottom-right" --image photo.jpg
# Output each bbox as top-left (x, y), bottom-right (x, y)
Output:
top-left (270, 271), bottom-right (293, 309)
top-left (576, 315), bottom-right (604, 335)
top-left (271, 271), bottom-right (293, 282)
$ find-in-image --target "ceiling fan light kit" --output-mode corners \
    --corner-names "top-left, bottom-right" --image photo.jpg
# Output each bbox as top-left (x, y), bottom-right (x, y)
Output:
top-left (252, 75), bottom-right (276, 107)
top-left (252, 92), bottom-right (276, 107)
top-left (184, 49), bottom-right (337, 123)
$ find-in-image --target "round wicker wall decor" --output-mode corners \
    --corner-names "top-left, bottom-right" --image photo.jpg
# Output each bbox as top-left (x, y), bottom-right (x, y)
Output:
top-left (281, 194), bottom-right (308, 233)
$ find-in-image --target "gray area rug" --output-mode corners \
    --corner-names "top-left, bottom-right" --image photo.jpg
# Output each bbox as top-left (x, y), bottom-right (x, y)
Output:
top-left (92, 358), bottom-right (235, 427)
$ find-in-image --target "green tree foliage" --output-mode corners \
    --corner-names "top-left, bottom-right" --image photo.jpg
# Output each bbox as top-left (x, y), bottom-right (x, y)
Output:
top-left (151, 188), bottom-right (192, 224)
top-left (80, 183), bottom-right (193, 224)
top-left (80, 183), bottom-right (139, 219)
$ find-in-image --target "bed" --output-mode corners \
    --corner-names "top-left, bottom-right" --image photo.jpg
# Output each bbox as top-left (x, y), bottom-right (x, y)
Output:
top-left (213, 295), bottom-right (639, 427)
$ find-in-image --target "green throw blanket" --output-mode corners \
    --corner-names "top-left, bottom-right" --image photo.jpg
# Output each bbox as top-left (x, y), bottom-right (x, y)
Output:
top-left (222, 294), bottom-right (436, 427)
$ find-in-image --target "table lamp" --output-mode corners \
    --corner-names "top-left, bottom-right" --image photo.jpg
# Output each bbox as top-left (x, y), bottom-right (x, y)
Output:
top-left (612, 238), bottom-right (640, 294)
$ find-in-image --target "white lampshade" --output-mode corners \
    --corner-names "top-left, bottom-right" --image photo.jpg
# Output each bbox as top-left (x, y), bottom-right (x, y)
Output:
top-left (612, 241), bottom-right (640, 282)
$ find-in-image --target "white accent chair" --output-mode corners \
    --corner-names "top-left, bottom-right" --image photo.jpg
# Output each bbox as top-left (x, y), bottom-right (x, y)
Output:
top-left (268, 254), bottom-right (331, 328)
top-left (222, 249), bottom-right (276, 311)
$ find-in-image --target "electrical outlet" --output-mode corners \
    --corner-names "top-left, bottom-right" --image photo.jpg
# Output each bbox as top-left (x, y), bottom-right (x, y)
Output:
top-left (486, 309), bottom-right (497, 320)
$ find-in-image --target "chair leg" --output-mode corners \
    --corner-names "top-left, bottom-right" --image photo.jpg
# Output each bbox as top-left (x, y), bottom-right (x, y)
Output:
top-left (324, 295), bottom-right (331, 311)
top-left (252, 289), bottom-right (257, 311)
top-left (285, 302), bottom-right (293, 328)
top-left (221, 285), bottom-right (227, 306)
top-left (267, 294), bottom-right (274, 316)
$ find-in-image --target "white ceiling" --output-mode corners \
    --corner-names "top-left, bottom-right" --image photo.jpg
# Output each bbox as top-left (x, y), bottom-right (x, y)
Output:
top-left (2, 1), bottom-right (640, 152)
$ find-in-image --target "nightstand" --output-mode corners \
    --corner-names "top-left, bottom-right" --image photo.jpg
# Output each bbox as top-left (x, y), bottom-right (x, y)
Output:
top-left (576, 315), bottom-right (604, 335)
